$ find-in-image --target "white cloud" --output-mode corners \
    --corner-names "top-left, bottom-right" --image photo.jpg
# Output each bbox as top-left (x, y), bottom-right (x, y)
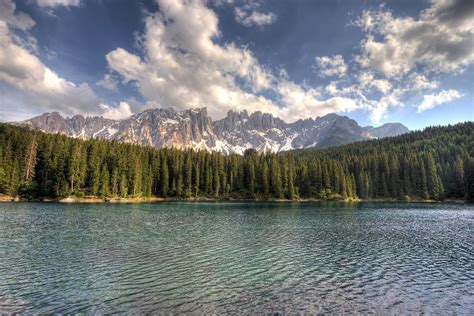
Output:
top-left (96, 74), bottom-right (118, 90)
top-left (0, 0), bottom-right (469, 127)
top-left (104, 0), bottom-right (359, 122)
top-left (211, 0), bottom-right (235, 6)
top-left (368, 88), bottom-right (405, 122)
top-left (100, 102), bottom-right (132, 120)
top-left (277, 79), bottom-right (358, 121)
top-left (96, 0), bottom-right (471, 124)
top-left (322, 68), bottom-right (443, 122)
top-left (0, 0), bottom-right (35, 30)
top-left (315, 55), bottom-right (347, 77)
top-left (36, 0), bottom-right (81, 7)
top-left (355, 71), bottom-right (392, 93)
top-left (105, 0), bottom-right (276, 119)
top-left (410, 74), bottom-right (439, 90)
top-left (325, 81), bottom-right (339, 95)
top-left (234, 7), bottom-right (277, 27)
top-left (356, 0), bottom-right (474, 78)
top-left (0, 22), bottom-right (100, 116)
top-left (0, 0), bottom-right (105, 120)
top-left (417, 89), bottom-right (463, 112)
top-left (371, 79), bottom-right (391, 93)
top-left (0, 0), bottom-right (38, 52)
top-left (336, 0), bottom-right (474, 122)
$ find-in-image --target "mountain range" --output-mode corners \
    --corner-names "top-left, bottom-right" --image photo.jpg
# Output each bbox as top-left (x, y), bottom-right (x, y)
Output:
top-left (13, 108), bottom-right (409, 154)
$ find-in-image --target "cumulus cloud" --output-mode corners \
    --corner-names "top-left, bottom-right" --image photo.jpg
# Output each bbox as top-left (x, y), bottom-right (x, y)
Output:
top-left (0, 0), bottom-right (35, 30)
top-left (36, 0), bottom-right (81, 7)
top-left (356, 0), bottom-right (474, 78)
top-left (340, 0), bottom-right (474, 121)
top-left (277, 79), bottom-right (358, 121)
top-left (96, 73), bottom-right (118, 90)
top-left (355, 71), bottom-right (392, 93)
top-left (410, 74), bottom-right (439, 90)
top-left (0, 0), bottom-right (114, 121)
top-left (100, 102), bottom-right (132, 120)
top-left (105, 0), bottom-right (276, 119)
top-left (0, 0), bottom-right (470, 126)
top-left (315, 55), bottom-right (348, 77)
top-left (315, 0), bottom-right (474, 124)
top-left (0, 23), bottom-right (100, 117)
top-left (106, 0), bottom-right (469, 124)
top-left (234, 7), bottom-right (277, 27)
top-left (417, 89), bottom-right (463, 112)
top-left (104, 0), bottom-right (357, 122)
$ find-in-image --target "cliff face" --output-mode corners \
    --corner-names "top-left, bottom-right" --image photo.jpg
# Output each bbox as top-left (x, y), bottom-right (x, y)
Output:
top-left (15, 107), bottom-right (409, 154)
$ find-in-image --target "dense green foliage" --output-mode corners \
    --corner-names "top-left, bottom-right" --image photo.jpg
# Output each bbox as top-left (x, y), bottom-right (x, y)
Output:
top-left (0, 122), bottom-right (472, 201)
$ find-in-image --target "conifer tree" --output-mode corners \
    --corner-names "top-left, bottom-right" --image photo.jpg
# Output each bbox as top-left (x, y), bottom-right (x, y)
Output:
top-left (261, 161), bottom-right (269, 196)
top-left (465, 157), bottom-right (474, 202)
top-left (426, 154), bottom-right (441, 199)
top-left (419, 160), bottom-right (429, 199)
top-left (160, 156), bottom-right (169, 197)
top-left (192, 160), bottom-right (200, 197)
top-left (100, 165), bottom-right (110, 197)
top-left (270, 156), bottom-right (282, 198)
top-left (454, 156), bottom-right (465, 197)
top-left (0, 122), bottom-right (471, 201)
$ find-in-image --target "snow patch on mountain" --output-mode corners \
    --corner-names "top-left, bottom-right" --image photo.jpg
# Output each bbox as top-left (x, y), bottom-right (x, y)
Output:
top-left (13, 107), bottom-right (409, 154)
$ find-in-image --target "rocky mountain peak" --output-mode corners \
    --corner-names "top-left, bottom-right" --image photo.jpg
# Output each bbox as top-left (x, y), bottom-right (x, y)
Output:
top-left (363, 122), bottom-right (410, 139)
top-left (37, 111), bottom-right (64, 122)
top-left (13, 107), bottom-right (410, 154)
top-left (20, 111), bottom-right (70, 134)
top-left (248, 111), bottom-right (285, 130)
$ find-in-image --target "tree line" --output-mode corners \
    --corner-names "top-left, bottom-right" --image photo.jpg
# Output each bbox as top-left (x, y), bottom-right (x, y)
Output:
top-left (0, 122), bottom-right (472, 201)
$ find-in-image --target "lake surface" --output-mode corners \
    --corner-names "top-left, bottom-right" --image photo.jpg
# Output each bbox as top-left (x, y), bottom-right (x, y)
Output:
top-left (0, 202), bottom-right (473, 314)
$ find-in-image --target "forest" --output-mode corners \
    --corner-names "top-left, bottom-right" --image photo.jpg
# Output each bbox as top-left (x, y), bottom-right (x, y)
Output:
top-left (0, 122), bottom-right (472, 202)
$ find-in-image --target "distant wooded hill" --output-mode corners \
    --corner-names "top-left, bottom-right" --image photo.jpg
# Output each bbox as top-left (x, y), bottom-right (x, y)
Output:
top-left (0, 122), bottom-right (472, 201)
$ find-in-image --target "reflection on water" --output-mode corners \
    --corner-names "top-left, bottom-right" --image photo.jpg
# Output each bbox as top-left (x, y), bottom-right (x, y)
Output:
top-left (0, 202), bottom-right (473, 314)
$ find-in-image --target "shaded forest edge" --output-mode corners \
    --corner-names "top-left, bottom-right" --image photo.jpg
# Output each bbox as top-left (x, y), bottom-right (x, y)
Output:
top-left (0, 122), bottom-right (472, 203)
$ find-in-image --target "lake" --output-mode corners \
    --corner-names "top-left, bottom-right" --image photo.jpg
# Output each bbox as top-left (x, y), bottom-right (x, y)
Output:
top-left (0, 202), bottom-right (473, 314)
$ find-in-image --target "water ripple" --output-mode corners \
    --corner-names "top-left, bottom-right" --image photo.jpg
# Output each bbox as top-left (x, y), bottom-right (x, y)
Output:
top-left (0, 202), bottom-right (473, 314)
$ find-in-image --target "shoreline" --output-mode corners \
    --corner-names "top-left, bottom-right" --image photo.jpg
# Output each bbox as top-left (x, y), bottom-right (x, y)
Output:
top-left (0, 194), bottom-right (467, 204)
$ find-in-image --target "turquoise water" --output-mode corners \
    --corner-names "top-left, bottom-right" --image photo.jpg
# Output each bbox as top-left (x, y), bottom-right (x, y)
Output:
top-left (0, 202), bottom-right (473, 314)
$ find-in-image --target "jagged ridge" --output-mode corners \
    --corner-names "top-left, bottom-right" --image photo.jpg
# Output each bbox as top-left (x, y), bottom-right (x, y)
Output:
top-left (14, 107), bottom-right (409, 154)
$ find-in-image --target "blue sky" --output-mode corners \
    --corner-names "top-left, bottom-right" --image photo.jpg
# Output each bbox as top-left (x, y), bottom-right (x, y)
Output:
top-left (1, 0), bottom-right (472, 129)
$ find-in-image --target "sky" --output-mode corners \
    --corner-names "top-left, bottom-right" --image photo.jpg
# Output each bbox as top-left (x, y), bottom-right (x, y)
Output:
top-left (0, 0), bottom-right (473, 130)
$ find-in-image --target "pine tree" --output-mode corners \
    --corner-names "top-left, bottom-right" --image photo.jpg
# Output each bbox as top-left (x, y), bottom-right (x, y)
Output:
top-left (270, 156), bottom-right (282, 198)
top-left (22, 135), bottom-right (38, 182)
top-left (299, 161), bottom-right (310, 197)
top-left (193, 160), bottom-right (200, 197)
top-left (261, 161), bottom-right (269, 196)
top-left (357, 171), bottom-right (369, 199)
top-left (402, 157), bottom-right (412, 197)
top-left (426, 153), bottom-right (441, 200)
top-left (419, 160), bottom-right (429, 199)
top-left (131, 156), bottom-right (142, 196)
top-left (120, 174), bottom-right (127, 197)
top-left (160, 156), bottom-right (169, 197)
top-left (246, 160), bottom-right (256, 197)
top-left (454, 156), bottom-right (465, 197)
top-left (213, 155), bottom-right (220, 197)
top-left (100, 165), bottom-right (110, 197)
top-left (0, 166), bottom-right (7, 194)
top-left (287, 161), bottom-right (295, 199)
top-left (88, 143), bottom-right (102, 196)
top-left (465, 157), bottom-right (474, 202)
top-left (111, 168), bottom-right (119, 196)
top-left (0, 122), bottom-right (471, 202)
top-left (67, 143), bottom-right (84, 194)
